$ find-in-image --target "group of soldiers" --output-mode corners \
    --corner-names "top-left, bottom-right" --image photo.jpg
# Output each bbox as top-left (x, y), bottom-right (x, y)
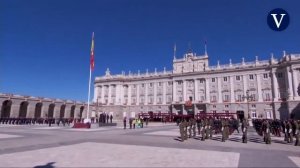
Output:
top-left (178, 117), bottom-right (249, 143)
top-left (253, 119), bottom-right (300, 146)
top-left (0, 117), bottom-right (81, 127)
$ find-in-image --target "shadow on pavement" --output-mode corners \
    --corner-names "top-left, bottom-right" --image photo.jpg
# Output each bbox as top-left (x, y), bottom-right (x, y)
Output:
top-left (33, 162), bottom-right (56, 168)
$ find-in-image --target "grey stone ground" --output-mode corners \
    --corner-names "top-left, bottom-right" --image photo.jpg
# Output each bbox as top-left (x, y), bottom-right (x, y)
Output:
top-left (0, 122), bottom-right (299, 167)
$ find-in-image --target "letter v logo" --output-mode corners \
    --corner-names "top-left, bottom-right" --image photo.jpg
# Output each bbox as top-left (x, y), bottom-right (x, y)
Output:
top-left (271, 14), bottom-right (286, 28)
top-left (267, 8), bottom-right (290, 31)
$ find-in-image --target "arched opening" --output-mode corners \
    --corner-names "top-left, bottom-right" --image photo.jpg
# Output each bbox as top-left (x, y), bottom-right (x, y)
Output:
top-left (60, 104), bottom-right (66, 118)
top-left (1, 100), bottom-right (12, 118)
top-left (70, 105), bottom-right (75, 118)
top-left (19, 101), bottom-right (29, 118)
top-left (79, 106), bottom-right (84, 119)
top-left (48, 104), bottom-right (55, 118)
top-left (34, 103), bottom-right (42, 118)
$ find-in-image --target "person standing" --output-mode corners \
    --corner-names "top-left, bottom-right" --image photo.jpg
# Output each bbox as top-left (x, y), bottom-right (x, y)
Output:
top-left (201, 119), bottom-right (206, 141)
top-left (179, 120), bottom-right (185, 142)
top-left (241, 118), bottom-right (248, 143)
top-left (123, 117), bottom-right (127, 129)
top-left (110, 115), bottom-right (113, 123)
top-left (183, 119), bottom-right (188, 140)
top-left (221, 118), bottom-right (226, 142)
top-left (106, 114), bottom-right (109, 124)
top-left (294, 120), bottom-right (300, 146)
top-left (209, 117), bottom-right (214, 139)
top-left (192, 118), bottom-right (196, 138)
top-left (265, 120), bottom-right (271, 144)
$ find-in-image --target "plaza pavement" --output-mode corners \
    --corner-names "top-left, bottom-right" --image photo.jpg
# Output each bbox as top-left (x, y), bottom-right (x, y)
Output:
top-left (0, 122), bottom-right (299, 167)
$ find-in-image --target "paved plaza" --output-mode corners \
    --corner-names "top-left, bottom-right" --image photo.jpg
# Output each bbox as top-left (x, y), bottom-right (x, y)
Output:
top-left (0, 122), bottom-right (299, 167)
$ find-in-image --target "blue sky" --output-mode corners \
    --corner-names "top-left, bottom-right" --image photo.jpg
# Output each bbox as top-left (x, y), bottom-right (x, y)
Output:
top-left (1, 0), bottom-right (299, 101)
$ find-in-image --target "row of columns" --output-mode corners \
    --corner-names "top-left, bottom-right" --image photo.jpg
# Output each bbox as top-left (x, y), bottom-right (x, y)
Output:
top-left (96, 67), bottom-right (300, 105)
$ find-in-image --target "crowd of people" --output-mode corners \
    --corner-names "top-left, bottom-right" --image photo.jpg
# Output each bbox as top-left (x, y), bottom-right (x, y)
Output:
top-left (122, 117), bottom-right (149, 129)
top-left (252, 119), bottom-right (300, 145)
top-left (0, 117), bottom-right (81, 127)
top-left (178, 116), bottom-right (300, 146)
top-left (178, 117), bottom-right (247, 143)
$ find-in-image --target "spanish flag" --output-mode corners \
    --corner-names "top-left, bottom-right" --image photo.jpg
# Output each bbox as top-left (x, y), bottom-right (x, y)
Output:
top-left (90, 32), bottom-right (95, 71)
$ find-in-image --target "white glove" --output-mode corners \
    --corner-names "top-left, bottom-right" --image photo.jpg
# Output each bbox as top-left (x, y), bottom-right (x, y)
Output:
top-left (266, 128), bottom-right (269, 133)
top-left (243, 128), bottom-right (246, 132)
top-left (289, 129), bottom-right (292, 134)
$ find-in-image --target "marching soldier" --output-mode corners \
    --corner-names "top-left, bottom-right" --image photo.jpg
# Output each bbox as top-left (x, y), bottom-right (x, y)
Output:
top-left (179, 120), bottom-right (185, 142)
top-left (201, 119), bottom-right (206, 141)
top-left (209, 117), bottom-right (214, 139)
top-left (205, 118), bottom-right (209, 139)
top-left (196, 118), bottom-right (201, 135)
top-left (183, 119), bottom-right (188, 140)
top-left (287, 120), bottom-right (293, 143)
top-left (265, 120), bottom-right (271, 144)
top-left (241, 118), bottom-right (248, 143)
top-left (123, 117), bottom-right (127, 129)
top-left (294, 120), bottom-right (300, 146)
top-left (188, 119), bottom-right (192, 138)
top-left (221, 118), bottom-right (226, 142)
top-left (192, 118), bottom-right (196, 138)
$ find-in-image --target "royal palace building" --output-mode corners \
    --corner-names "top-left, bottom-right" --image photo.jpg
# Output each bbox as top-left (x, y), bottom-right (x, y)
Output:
top-left (94, 50), bottom-right (300, 120)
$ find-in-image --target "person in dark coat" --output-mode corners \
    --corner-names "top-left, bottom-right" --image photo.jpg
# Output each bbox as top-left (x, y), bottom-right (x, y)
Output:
top-left (110, 115), bottom-right (113, 123)
top-left (106, 114), bottom-right (109, 123)
top-left (123, 117), bottom-right (127, 129)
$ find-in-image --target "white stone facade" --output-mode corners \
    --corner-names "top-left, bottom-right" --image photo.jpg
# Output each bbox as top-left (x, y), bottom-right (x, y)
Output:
top-left (94, 51), bottom-right (300, 120)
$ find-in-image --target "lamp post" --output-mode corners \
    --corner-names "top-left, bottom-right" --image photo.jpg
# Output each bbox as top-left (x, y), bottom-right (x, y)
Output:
top-left (242, 90), bottom-right (254, 126)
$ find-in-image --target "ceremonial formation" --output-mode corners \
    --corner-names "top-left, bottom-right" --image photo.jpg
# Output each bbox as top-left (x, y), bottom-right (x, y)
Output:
top-left (178, 115), bottom-right (300, 146)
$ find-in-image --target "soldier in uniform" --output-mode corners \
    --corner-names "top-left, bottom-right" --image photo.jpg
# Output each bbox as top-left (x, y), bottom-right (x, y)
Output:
top-left (294, 120), bottom-right (300, 146)
top-left (191, 118), bottom-right (196, 138)
top-left (209, 117), bottom-right (214, 139)
top-left (265, 120), bottom-right (271, 144)
top-left (221, 118), bottom-right (226, 142)
top-left (188, 119), bottom-right (192, 138)
top-left (123, 117), bottom-right (127, 129)
top-left (287, 120), bottom-right (293, 143)
top-left (179, 120), bottom-right (185, 142)
top-left (205, 118), bottom-right (210, 139)
top-left (196, 118), bottom-right (201, 135)
top-left (241, 118), bottom-right (248, 143)
top-left (201, 119), bottom-right (206, 141)
top-left (183, 119), bottom-right (188, 140)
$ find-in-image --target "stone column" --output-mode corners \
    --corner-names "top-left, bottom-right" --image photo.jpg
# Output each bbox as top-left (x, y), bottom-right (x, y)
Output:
top-left (286, 67), bottom-right (294, 100)
top-left (183, 80), bottom-right (187, 102)
top-left (205, 78), bottom-right (210, 103)
top-left (93, 86), bottom-right (98, 102)
top-left (230, 76), bottom-right (235, 103)
top-left (172, 81), bottom-right (176, 102)
top-left (136, 84), bottom-right (140, 105)
top-left (194, 79), bottom-right (198, 101)
top-left (27, 104), bottom-right (35, 118)
top-left (145, 83), bottom-right (148, 105)
top-left (163, 82), bottom-right (166, 104)
top-left (108, 85), bottom-right (112, 104)
top-left (218, 77), bottom-right (222, 103)
top-left (128, 85), bottom-right (132, 105)
top-left (101, 86), bottom-right (105, 104)
top-left (53, 104), bottom-right (60, 118)
top-left (243, 75), bottom-right (248, 102)
top-left (292, 69), bottom-right (299, 100)
top-left (256, 74), bottom-right (263, 102)
top-left (65, 105), bottom-right (72, 118)
top-left (272, 71), bottom-right (279, 101)
top-left (11, 104), bottom-right (19, 118)
top-left (153, 82), bottom-right (157, 105)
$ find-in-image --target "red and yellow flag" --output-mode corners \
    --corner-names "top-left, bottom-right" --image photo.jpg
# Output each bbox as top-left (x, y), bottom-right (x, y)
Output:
top-left (90, 32), bottom-right (95, 71)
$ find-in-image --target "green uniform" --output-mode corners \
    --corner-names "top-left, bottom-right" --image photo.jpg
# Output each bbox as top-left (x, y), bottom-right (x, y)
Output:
top-left (221, 120), bottom-right (226, 142)
top-left (209, 118), bottom-right (214, 139)
top-left (287, 121), bottom-right (293, 143)
top-left (188, 120), bottom-right (192, 138)
top-left (183, 120), bottom-right (188, 140)
top-left (191, 118), bottom-right (196, 138)
top-left (265, 121), bottom-right (271, 144)
top-left (201, 119), bottom-right (206, 141)
top-left (179, 122), bottom-right (185, 142)
top-left (295, 121), bottom-right (300, 146)
top-left (242, 119), bottom-right (248, 143)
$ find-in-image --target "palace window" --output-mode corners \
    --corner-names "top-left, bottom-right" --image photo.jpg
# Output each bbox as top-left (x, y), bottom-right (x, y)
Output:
top-left (200, 79), bottom-right (204, 83)
top-left (168, 81), bottom-right (172, 86)
top-left (277, 72), bottom-right (283, 78)
top-left (224, 77), bottom-right (228, 82)
top-left (225, 105), bottom-right (229, 108)
top-left (158, 82), bottom-right (162, 87)
top-left (211, 96), bottom-right (217, 102)
top-left (263, 73), bottom-right (268, 79)
top-left (251, 104), bottom-right (256, 108)
top-left (251, 111), bottom-right (257, 118)
top-left (236, 76), bottom-right (241, 81)
top-left (213, 105), bottom-right (216, 108)
top-left (224, 95), bottom-right (229, 102)
top-left (149, 83), bottom-right (153, 87)
top-left (212, 78), bottom-right (216, 82)
top-left (249, 74), bottom-right (254, 80)
top-left (142, 84), bottom-right (145, 87)
top-left (237, 95), bottom-right (242, 102)
top-left (178, 81), bottom-right (182, 85)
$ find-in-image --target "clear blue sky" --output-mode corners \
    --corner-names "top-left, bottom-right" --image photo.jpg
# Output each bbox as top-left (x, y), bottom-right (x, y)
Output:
top-left (1, 0), bottom-right (299, 101)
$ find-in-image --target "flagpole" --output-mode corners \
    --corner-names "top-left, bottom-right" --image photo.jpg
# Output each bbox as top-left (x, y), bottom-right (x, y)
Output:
top-left (86, 67), bottom-right (92, 120)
